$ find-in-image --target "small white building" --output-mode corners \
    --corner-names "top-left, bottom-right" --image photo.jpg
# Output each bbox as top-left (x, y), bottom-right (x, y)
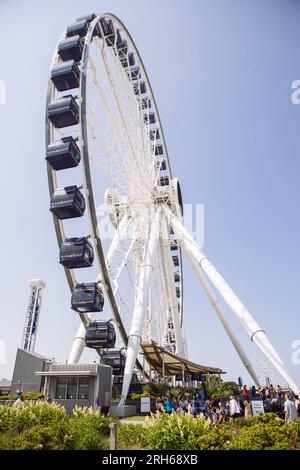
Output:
top-left (0, 378), bottom-right (11, 396)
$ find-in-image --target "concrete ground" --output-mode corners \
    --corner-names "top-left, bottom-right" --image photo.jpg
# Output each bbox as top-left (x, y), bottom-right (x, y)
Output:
top-left (120, 415), bottom-right (148, 425)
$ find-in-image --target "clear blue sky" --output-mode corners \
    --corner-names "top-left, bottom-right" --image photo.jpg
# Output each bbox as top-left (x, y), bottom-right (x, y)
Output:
top-left (0, 0), bottom-right (300, 388)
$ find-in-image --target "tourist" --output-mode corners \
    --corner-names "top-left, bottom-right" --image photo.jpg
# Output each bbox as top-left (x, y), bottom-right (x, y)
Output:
top-left (250, 385), bottom-right (256, 397)
top-left (294, 395), bottom-right (300, 417)
top-left (229, 395), bottom-right (241, 421)
top-left (46, 394), bottom-right (52, 404)
top-left (13, 392), bottom-right (24, 407)
top-left (203, 398), bottom-right (211, 419)
top-left (244, 397), bottom-right (253, 418)
top-left (187, 400), bottom-right (194, 416)
top-left (156, 395), bottom-right (164, 413)
top-left (183, 394), bottom-right (189, 412)
top-left (270, 397), bottom-right (279, 414)
top-left (164, 396), bottom-right (176, 415)
top-left (211, 407), bottom-right (219, 426)
top-left (218, 400), bottom-right (226, 424)
top-left (176, 402), bottom-right (185, 416)
top-left (284, 393), bottom-right (298, 422)
top-left (242, 385), bottom-right (247, 397)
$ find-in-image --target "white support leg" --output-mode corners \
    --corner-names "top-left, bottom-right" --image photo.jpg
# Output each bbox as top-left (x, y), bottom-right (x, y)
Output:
top-left (161, 213), bottom-right (185, 357)
top-left (164, 205), bottom-right (299, 394)
top-left (68, 323), bottom-right (87, 364)
top-left (119, 208), bottom-right (161, 405)
top-left (188, 255), bottom-right (261, 387)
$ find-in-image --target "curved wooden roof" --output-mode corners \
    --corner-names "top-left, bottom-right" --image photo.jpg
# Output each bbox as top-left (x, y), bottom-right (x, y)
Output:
top-left (141, 341), bottom-right (226, 377)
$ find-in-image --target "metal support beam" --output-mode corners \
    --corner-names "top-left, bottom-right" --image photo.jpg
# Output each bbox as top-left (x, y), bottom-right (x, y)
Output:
top-left (161, 213), bottom-right (184, 356)
top-left (119, 208), bottom-right (161, 405)
top-left (164, 205), bottom-right (299, 394)
top-left (186, 253), bottom-right (261, 387)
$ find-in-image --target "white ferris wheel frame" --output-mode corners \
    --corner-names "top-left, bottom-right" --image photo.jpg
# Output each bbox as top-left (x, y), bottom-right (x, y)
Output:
top-left (46, 12), bottom-right (299, 404)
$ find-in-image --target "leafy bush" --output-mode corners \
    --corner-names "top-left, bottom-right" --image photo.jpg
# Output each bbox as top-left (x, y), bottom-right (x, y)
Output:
top-left (24, 392), bottom-right (45, 401)
top-left (0, 392), bottom-right (45, 401)
top-left (63, 406), bottom-right (110, 450)
top-left (218, 381), bottom-right (240, 397)
top-left (145, 412), bottom-right (210, 450)
top-left (143, 383), bottom-right (172, 397)
top-left (0, 403), bottom-right (110, 450)
top-left (1, 402), bottom-right (299, 451)
top-left (185, 413), bottom-right (299, 450)
top-left (11, 425), bottom-right (64, 450)
top-left (118, 412), bottom-right (300, 451)
top-left (117, 424), bottom-right (148, 450)
top-left (0, 401), bottom-right (67, 433)
top-left (130, 391), bottom-right (151, 400)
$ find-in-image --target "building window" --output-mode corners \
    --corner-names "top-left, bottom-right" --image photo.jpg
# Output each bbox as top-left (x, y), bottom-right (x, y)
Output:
top-left (55, 377), bottom-right (67, 399)
top-left (67, 377), bottom-right (78, 399)
top-left (78, 377), bottom-right (89, 400)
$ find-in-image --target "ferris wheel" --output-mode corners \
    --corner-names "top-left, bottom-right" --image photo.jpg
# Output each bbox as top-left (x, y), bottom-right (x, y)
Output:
top-left (46, 12), bottom-right (299, 404)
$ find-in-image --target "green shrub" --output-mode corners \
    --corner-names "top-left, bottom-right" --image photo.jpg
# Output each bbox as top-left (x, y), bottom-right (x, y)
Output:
top-left (143, 383), bottom-right (171, 397)
top-left (0, 392), bottom-right (45, 401)
top-left (11, 425), bottom-right (64, 450)
top-left (193, 413), bottom-right (299, 451)
top-left (63, 407), bottom-right (110, 450)
top-left (117, 424), bottom-right (148, 450)
top-left (227, 422), bottom-right (298, 450)
top-left (192, 425), bottom-right (232, 450)
top-left (0, 401), bottom-right (67, 433)
top-left (1, 402), bottom-right (299, 451)
top-left (0, 432), bottom-right (15, 450)
top-left (145, 412), bottom-right (210, 450)
top-left (130, 391), bottom-right (151, 400)
top-left (0, 401), bottom-right (68, 450)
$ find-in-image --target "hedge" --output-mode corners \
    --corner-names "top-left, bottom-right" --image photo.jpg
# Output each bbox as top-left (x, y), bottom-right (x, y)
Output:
top-left (1, 402), bottom-right (300, 450)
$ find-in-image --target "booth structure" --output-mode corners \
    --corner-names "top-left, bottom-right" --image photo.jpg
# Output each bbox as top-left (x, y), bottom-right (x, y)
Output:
top-left (36, 363), bottom-right (112, 413)
top-left (11, 349), bottom-right (51, 395)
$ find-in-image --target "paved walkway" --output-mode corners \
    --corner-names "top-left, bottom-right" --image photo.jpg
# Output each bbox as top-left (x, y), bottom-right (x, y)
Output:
top-left (120, 417), bottom-right (147, 425)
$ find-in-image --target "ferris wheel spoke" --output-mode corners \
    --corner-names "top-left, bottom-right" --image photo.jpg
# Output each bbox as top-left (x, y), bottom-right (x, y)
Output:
top-left (87, 123), bottom-right (130, 194)
top-left (106, 45), bottom-right (150, 175)
top-left (87, 53), bottom-right (138, 174)
top-left (86, 109), bottom-right (138, 192)
top-left (94, 39), bottom-right (154, 197)
top-left (86, 106), bottom-right (152, 197)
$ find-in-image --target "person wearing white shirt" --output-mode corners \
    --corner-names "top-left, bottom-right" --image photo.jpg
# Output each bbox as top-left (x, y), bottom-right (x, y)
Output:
top-left (284, 394), bottom-right (298, 422)
top-left (229, 395), bottom-right (241, 421)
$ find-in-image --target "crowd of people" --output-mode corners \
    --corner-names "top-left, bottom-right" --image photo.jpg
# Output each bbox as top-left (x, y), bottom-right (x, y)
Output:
top-left (155, 385), bottom-right (300, 424)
